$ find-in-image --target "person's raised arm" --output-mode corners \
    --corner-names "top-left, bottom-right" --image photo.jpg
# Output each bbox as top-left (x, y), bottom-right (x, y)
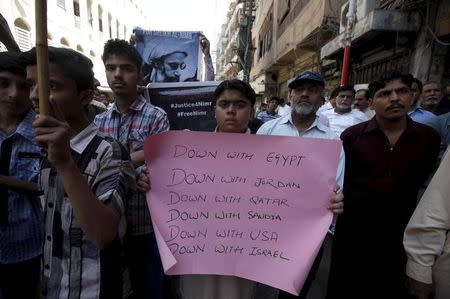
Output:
top-left (0, 14), bottom-right (20, 52)
top-left (33, 115), bottom-right (122, 249)
top-left (200, 34), bottom-right (215, 81)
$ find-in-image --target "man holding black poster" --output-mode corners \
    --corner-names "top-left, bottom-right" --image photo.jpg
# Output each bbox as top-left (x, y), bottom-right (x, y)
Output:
top-left (95, 39), bottom-right (170, 299)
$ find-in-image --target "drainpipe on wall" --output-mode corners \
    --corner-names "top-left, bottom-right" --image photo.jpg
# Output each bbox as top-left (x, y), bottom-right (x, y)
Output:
top-left (341, 0), bottom-right (357, 85)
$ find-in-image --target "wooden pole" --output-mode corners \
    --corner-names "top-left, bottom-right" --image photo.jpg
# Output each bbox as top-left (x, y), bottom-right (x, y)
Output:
top-left (35, 0), bottom-right (50, 115)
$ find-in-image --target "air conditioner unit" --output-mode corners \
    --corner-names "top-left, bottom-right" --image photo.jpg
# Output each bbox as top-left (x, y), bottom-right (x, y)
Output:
top-left (339, 0), bottom-right (380, 33)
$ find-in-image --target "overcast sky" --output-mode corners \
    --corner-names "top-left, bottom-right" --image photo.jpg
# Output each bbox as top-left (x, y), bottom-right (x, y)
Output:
top-left (142, 0), bottom-right (233, 55)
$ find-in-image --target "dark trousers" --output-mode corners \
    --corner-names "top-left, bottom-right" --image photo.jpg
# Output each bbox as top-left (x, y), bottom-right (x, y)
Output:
top-left (125, 233), bottom-right (165, 299)
top-left (278, 245), bottom-right (325, 299)
top-left (0, 256), bottom-right (41, 299)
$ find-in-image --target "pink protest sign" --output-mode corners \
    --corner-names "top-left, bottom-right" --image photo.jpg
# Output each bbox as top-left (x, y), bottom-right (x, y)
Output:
top-left (144, 130), bottom-right (341, 295)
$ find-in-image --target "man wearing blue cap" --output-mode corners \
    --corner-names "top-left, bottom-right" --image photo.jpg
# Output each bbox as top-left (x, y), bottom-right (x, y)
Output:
top-left (257, 71), bottom-right (345, 299)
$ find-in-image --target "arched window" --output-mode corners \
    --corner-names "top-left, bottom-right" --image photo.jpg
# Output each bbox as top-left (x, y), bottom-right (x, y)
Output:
top-left (47, 33), bottom-right (54, 46)
top-left (60, 38), bottom-right (70, 48)
top-left (108, 13), bottom-right (112, 39)
top-left (14, 18), bottom-right (32, 51)
top-left (98, 5), bottom-right (103, 32)
top-left (76, 44), bottom-right (84, 53)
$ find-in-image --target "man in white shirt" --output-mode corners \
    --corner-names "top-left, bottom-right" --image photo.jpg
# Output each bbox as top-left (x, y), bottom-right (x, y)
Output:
top-left (354, 89), bottom-right (375, 119)
top-left (404, 148), bottom-right (450, 299)
top-left (257, 71), bottom-right (344, 299)
top-left (320, 85), bottom-right (368, 136)
top-left (277, 97), bottom-right (292, 116)
top-left (318, 86), bottom-right (338, 114)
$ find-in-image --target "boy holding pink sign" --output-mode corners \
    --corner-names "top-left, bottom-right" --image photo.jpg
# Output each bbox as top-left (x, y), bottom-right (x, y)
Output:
top-left (138, 78), bottom-right (344, 298)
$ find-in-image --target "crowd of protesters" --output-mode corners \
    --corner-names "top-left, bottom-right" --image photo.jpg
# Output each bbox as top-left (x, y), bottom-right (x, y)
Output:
top-left (0, 21), bottom-right (449, 299)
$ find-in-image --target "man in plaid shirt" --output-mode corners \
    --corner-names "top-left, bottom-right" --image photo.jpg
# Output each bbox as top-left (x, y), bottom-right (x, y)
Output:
top-left (95, 39), bottom-right (169, 299)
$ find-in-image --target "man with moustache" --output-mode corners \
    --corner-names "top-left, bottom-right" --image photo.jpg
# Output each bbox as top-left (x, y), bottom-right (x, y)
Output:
top-left (420, 81), bottom-right (444, 115)
top-left (326, 71), bottom-right (440, 299)
top-left (408, 78), bottom-right (441, 134)
top-left (320, 85), bottom-right (368, 136)
top-left (353, 89), bottom-right (375, 118)
top-left (257, 71), bottom-right (344, 299)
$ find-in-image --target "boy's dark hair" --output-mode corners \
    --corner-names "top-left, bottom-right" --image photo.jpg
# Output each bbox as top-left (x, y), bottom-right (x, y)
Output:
top-left (423, 80), bottom-right (441, 90)
top-left (214, 79), bottom-right (256, 106)
top-left (412, 77), bottom-right (423, 93)
top-left (22, 47), bottom-right (94, 92)
top-left (368, 70), bottom-right (413, 98)
top-left (0, 52), bottom-right (26, 76)
top-left (356, 89), bottom-right (370, 99)
top-left (336, 84), bottom-right (355, 96)
top-left (268, 96), bottom-right (281, 104)
top-left (330, 86), bottom-right (340, 99)
top-left (102, 39), bottom-right (142, 69)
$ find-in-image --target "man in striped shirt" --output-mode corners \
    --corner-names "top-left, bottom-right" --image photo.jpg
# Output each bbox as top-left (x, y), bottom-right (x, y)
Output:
top-left (95, 39), bottom-right (169, 299)
top-left (24, 46), bottom-right (135, 299)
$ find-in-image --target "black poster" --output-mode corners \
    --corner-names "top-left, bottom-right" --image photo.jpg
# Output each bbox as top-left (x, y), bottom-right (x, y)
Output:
top-left (145, 81), bottom-right (221, 132)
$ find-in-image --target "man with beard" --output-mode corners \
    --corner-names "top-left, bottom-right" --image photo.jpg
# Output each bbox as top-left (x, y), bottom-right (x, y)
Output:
top-left (320, 85), bottom-right (368, 136)
top-left (420, 81), bottom-right (443, 115)
top-left (257, 71), bottom-right (344, 299)
top-left (408, 78), bottom-right (441, 134)
top-left (326, 71), bottom-right (440, 299)
top-left (141, 34), bottom-right (214, 84)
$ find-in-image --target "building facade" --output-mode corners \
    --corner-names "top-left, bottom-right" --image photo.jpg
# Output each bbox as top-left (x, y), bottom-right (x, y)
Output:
top-left (249, 0), bottom-right (346, 99)
top-left (0, 0), bottom-right (148, 84)
top-left (215, 0), bottom-right (256, 81)
top-left (321, 0), bottom-right (450, 87)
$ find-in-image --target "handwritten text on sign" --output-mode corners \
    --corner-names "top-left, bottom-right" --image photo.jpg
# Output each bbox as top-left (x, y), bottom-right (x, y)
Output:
top-left (144, 131), bottom-right (341, 295)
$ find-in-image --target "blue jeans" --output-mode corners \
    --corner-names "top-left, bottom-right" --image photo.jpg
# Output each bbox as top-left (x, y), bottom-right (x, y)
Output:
top-left (125, 233), bottom-right (165, 299)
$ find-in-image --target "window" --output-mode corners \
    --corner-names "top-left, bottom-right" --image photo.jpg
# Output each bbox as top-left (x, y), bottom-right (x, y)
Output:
top-left (14, 19), bottom-right (32, 51)
top-left (98, 5), bottom-right (103, 32)
top-left (48, 33), bottom-right (54, 46)
top-left (76, 45), bottom-right (84, 53)
top-left (60, 38), bottom-right (70, 48)
top-left (57, 0), bottom-right (65, 9)
top-left (108, 14), bottom-right (112, 38)
top-left (73, 1), bottom-right (80, 16)
top-left (87, 1), bottom-right (93, 27)
top-left (73, 1), bottom-right (80, 27)
top-left (277, 0), bottom-right (290, 25)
